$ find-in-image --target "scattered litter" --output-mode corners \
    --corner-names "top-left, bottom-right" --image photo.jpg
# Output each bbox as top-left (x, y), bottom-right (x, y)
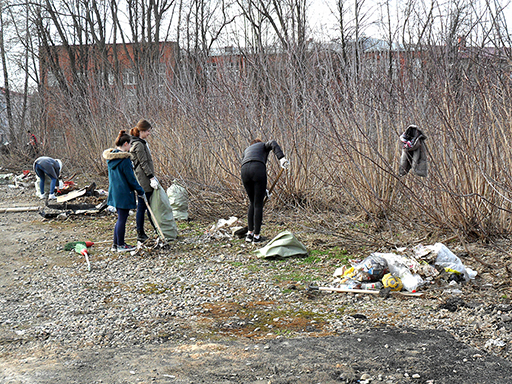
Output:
top-left (485, 339), bottom-right (506, 348)
top-left (205, 216), bottom-right (242, 239)
top-left (318, 243), bottom-right (476, 297)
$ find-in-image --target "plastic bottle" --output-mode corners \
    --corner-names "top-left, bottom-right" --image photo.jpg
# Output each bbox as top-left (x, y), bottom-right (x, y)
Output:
top-left (361, 282), bottom-right (383, 290)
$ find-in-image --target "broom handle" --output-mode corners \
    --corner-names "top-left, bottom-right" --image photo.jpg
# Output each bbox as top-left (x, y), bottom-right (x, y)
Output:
top-left (263, 167), bottom-right (285, 205)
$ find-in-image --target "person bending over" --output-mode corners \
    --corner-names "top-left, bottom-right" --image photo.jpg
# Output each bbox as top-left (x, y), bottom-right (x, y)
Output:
top-left (33, 156), bottom-right (63, 200)
top-left (241, 138), bottom-right (289, 244)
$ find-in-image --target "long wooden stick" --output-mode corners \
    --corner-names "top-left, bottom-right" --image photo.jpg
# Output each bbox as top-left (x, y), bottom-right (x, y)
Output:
top-left (0, 206), bottom-right (40, 213)
top-left (310, 285), bottom-right (423, 297)
top-left (263, 167), bottom-right (285, 205)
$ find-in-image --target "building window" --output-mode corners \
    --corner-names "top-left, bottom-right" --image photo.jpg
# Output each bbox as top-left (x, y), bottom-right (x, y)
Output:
top-left (157, 64), bottom-right (167, 86)
top-left (47, 71), bottom-right (58, 87)
top-left (123, 69), bottom-right (137, 85)
top-left (206, 62), bottom-right (217, 79)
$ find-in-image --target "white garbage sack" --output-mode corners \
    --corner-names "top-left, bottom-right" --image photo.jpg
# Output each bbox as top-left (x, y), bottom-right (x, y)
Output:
top-left (373, 253), bottom-right (424, 292)
top-left (166, 181), bottom-right (188, 220)
top-left (426, 243), bottom-right (477, 281)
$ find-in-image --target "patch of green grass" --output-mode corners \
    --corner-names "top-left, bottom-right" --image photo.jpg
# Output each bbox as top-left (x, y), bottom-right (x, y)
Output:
top-left (309, 247), bottom-right (351, 265)
top-left (176, 220), bottom-right (205, 236)
top-left (246, 264), bottom-right (262, 272)
top-left (177, 222), bottom-right (190, 230)
top-left (298, 255), bottom-right (321, 264)
top-left (228, 261), bottom-right (244, 267)
top-left (139, 283), bottom-right (169, 295)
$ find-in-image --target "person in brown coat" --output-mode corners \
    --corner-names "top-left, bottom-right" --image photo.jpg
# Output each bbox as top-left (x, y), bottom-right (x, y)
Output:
top-left (130, 119), bottom-right (158, 242)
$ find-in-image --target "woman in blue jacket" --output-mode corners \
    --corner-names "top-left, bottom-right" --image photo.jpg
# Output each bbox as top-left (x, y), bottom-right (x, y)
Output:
top-left (103, 130), bottom-right (145, 252)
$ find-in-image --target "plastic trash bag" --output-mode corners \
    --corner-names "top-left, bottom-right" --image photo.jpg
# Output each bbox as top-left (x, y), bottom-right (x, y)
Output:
top-left (253, 231), bottom-right (308, 259)
top-left (374, 253), bottom-right (424, 292)
top-left (353, 254), bottom-right (388, 282)
top-left (427, 243), bottom-right (477, 281)
top-left (150, 185), bottom-right (178, 240)
top-left (35, 176), bottom-right (51, 196)
top-left (166, 180), bottom-right (188, 220)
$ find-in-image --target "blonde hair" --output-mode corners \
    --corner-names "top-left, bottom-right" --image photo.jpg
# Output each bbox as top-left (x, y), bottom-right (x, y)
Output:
top-left (129, 119), bottom-right (152, 137)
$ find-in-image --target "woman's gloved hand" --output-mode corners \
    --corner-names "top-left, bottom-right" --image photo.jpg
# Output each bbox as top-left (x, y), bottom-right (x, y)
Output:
top-left (150, 177), bottom-right (159, 189)
top-left (279, 157), bottom-right (290, 169)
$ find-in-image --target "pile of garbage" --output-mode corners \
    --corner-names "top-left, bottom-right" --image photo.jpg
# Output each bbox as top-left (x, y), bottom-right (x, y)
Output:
top-left (204, 216), bottom-right (244, 240)
top-left (332, 243), bottom-right (477, 293)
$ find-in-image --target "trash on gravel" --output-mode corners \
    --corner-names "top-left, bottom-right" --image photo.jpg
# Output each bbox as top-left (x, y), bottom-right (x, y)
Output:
top-left (205, 216), bottom-right (243, 239)
top-left (329, 242), bottom-right (477, 294)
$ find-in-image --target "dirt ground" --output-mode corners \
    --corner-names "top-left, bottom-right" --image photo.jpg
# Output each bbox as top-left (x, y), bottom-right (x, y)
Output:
top-left (1, 170), bottom-right (512, 384)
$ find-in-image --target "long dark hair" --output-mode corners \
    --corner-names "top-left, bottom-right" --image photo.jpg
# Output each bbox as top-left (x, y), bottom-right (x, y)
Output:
top-left (115, 130), bottom-right (131, 147)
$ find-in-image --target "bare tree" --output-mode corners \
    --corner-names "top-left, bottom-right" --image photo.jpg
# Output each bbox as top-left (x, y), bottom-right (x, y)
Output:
top-left (0, 0), bottom-right (14, 144)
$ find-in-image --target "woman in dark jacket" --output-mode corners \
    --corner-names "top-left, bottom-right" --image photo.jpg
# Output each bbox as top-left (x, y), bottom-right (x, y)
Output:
top-left (130, 119), bottom-right (158, 242)
top-left (33, 156), bottom-right (63, 200)
top-left (241, 138), bottom-right (289, 243)
top-left (103, 130), bottom-right (145, 252)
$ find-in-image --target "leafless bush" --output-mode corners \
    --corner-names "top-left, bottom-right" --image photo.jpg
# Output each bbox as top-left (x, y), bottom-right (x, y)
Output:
top-left (3, 0), bottom-right (512, 242)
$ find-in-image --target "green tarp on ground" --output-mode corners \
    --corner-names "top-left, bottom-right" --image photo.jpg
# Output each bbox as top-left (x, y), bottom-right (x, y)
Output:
top-left (253, 230), bottom-right (308, 259)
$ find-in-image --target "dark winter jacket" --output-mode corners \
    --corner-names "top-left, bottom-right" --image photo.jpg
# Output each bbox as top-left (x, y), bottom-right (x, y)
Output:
top-left (241, 141), bottom-right (285, 167)
top-left (103, 148), bottom-right (145, 209)
top-left (398, 125), bottom-right (428, 177)
top-left (33, 156), bottom-right (61, 180)
top-left (130, 136), bottom-right (155, 193)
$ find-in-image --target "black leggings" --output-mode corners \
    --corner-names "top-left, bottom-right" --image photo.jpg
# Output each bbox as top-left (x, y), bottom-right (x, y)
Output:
top-left (114, 208), bottom-right (130, 246)
top-left (241, 161), bottom-right (267, 235)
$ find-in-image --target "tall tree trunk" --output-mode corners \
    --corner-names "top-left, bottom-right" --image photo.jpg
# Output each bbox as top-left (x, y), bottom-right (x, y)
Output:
top-left (0, 1), bottom-right (14, 143)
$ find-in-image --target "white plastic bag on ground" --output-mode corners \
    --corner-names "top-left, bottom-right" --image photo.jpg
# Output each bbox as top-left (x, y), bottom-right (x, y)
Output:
top-left (427, 243), bottom-right (476, 281)
top-left (35, 176), bottom-right (51, 196)
top-left (373, 253), bottom-right (424, 292)
top-left (166, 181), bottom-right (188, 220)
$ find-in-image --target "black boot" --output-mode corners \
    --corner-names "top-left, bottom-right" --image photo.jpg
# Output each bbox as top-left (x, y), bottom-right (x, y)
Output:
top-left (137, 230), bottom-right (149, 242)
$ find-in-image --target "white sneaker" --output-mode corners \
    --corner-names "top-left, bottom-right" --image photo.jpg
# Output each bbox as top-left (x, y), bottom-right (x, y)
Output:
top-left (38, 193), bottom-right (46, 199)
top-left (48, 194), bottom-right (57, 200)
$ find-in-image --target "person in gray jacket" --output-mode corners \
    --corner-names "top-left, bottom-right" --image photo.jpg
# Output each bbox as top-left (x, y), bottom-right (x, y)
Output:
top-left (241, 138), bottom-right (289, 243)
top-left (33, 156), bottom-right (63, 200)
top-left (130, 119), bottom-right (158, 242)
top-left (398, 124), bottom-right (428, 177)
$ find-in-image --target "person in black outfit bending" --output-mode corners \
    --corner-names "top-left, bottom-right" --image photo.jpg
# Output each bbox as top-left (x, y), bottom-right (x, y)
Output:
top-left (241, 138), bottom-right (289, 243)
